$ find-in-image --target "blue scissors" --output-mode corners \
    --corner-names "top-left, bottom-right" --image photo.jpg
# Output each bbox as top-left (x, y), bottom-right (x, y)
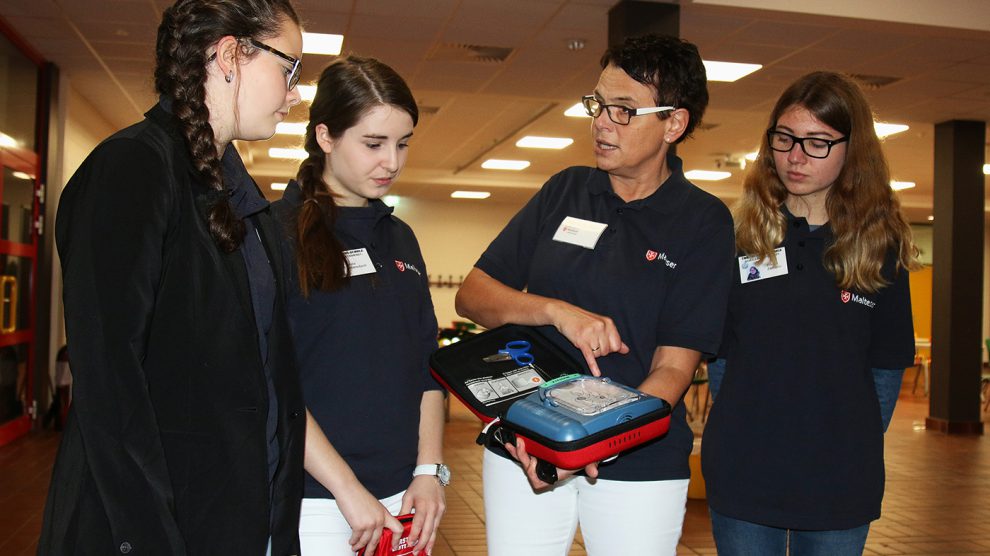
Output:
top-left (483, 340), bottom-right (534, 365)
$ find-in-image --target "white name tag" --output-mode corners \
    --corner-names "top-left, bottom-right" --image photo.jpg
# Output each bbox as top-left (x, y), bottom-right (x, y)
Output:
top-left (552, 216), bottom-right (608, 249)
top-left (344, 248), bottom-right (377, 277)
top-left (738, 247), bottom-right (788, 283)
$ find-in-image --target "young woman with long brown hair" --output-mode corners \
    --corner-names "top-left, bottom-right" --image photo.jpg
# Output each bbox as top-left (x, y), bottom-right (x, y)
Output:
top-left (702, 71), bottom-right (917, 555)
top-left (40, 1), bottom-right (306, 554)
top-left (272, 55), bottom-right (446, 556)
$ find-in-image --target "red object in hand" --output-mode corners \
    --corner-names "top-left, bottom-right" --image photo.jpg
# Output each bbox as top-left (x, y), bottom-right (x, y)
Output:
top-left (356, 514), bottom-right (416, 556)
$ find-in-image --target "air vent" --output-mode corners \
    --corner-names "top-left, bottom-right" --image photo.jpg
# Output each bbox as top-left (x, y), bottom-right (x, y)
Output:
top-left (848, 73), bottom-right (901, 90)
top-left (428, 43), bottom-right (513, 64)
top-left (696, 122), bottom-right (719, 131)
top-left (418, 105), bottom-right (441, 116)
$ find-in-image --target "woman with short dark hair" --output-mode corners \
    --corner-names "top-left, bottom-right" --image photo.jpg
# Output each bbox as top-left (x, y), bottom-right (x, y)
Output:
top-left (456, 34), bottom-right (735, 556)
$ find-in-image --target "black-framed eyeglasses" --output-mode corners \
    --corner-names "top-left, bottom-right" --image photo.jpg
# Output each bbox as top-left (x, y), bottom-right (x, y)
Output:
top-left (245, 38), bottom-right (302, 90)
top-left (766, 129), bottom-right (848, 159)
top-left (581, 95), bottom-right (675, 125)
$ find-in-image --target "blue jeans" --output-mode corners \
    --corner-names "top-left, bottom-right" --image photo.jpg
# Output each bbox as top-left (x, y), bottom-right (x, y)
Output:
top-left (871, 368), bottom-right (903, 432)
top-left (710, 508), bottom-right (869, 556)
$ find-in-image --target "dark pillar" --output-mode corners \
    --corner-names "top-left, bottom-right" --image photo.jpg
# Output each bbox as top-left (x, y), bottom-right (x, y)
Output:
top-left (33, 62), bottom-right (58, 428)
top-left (607, 1), bottom-right (681, 155)
top-left (608, 1), bottom-right (679, 47)
top-left (927, 120), bottom-right (985, 435)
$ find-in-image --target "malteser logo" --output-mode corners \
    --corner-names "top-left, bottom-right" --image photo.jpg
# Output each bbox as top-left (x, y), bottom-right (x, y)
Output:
top-left (645, 248), bottom-right (677, 269)
top-left (841, 290), bottom-right (876, 309)
top-left (394, 260), bottom-right (422, 276)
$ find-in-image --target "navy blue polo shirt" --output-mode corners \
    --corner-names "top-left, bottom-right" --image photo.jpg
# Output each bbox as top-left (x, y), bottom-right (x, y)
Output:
top-left (476, 157), bottom-right (735, 481)
top-left (702, 209), bottom-right (915, 530)
top-left (273, 181), bottom-right (441, 500)
top-left (221, 145), bottom-right (281, 487)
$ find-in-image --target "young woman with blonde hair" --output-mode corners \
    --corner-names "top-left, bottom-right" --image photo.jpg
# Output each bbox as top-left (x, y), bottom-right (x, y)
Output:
top-left (702, 71), bottom-right (917, 555)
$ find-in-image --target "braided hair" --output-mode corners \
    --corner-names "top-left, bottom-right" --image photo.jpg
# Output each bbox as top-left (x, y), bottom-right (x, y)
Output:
top-left (294, 55), bottom-right (418, 296)
top-left (154, 0), bottom-right (298, 252)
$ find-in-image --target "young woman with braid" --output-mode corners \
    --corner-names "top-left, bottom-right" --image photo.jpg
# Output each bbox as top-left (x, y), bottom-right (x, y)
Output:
top-left (271, 56), bottom-right (445, 556)
top-left (702, 71), bottom-right (918, 555)
top-left (39, 1), bottom-right (306, 554)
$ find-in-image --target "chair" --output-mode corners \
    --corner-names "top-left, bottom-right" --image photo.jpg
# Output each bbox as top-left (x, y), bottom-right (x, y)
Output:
top-left (982, 339), bottom-right (990, 413)
top-left (911, 338), bottom-right (931, 396)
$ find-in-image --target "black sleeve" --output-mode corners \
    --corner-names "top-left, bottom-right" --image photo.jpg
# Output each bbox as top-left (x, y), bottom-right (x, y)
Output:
top-left (55, 138), bottom-right (186, 551)
top-left (655, 200), bottom-right (736, 357)
top-left (870, 263), bottom-right (916, 369)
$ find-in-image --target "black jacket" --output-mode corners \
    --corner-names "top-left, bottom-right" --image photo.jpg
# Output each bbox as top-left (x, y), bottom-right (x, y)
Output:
top-left (39, 104), bottom-right (305, 556)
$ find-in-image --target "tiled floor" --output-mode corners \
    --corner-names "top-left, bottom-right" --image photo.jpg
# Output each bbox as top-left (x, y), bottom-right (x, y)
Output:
top-left (2, 378), bottom-right (988, 555)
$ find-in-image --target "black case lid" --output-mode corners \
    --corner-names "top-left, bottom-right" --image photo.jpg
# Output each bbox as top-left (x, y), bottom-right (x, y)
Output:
top-left (429, 324), bottom-right (586, 420)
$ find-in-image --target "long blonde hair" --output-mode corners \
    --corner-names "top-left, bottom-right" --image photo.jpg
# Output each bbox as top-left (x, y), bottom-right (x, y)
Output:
top-left (734, 71), bottom-right (918, 292)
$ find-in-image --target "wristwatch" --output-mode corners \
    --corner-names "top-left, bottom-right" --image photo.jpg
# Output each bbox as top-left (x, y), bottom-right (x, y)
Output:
top-left (413, 463), bottom-right (451, 487)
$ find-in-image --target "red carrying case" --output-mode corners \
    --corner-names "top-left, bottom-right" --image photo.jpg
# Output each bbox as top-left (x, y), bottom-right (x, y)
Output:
top-left (430, 324), bottom-right (671, 479)
top-left (356, 514), bottom-right (416, 556)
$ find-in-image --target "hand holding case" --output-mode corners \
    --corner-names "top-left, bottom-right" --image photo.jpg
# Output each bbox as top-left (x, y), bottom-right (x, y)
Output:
top-left (429, 324), bottom-right (671, 474)
top-left (356, 514), bottom-right (416, 556)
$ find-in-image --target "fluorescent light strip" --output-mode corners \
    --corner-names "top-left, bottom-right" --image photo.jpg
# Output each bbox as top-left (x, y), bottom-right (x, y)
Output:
top-left (271, 182), bottom-right (288, 191)
top-left (383, 195), bottom-right (401, 206)
top-left (482, 159), bottom-right (530, 171)
top-left (703, 60), bottom-right (762, 82)
top-left (564, 103), bottom-right (589, 118)
top-left (451, 191), bottom-right (491, 199)
top-left (303, 33), bottom-right (343, 55)
top-left (269, 148), bottom-right (308, 160)
top-left (12, 171), bottom-right (33, 180)
top-left (297, 85), bottom-right (316, 102)
top-left (875, 122), bottom-right (909, 138)
top-left (516, 136), bottom-right (574, 149)
top-left (0, 132), bottom-right (16, 148)
top-left (685, 170), bottom-right (732, 181)
top-left (890, 181), bottom-right (915, 191)
top-left (276, 122), bottom-right (307, 135)
top-left (744, 151), bottom-right (759, 161)
top-left (984, 164), bottom-right (989, 175)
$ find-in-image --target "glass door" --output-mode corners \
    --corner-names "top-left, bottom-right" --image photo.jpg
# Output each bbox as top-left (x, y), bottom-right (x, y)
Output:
top-left (0, 23), bottom-right (41, 445)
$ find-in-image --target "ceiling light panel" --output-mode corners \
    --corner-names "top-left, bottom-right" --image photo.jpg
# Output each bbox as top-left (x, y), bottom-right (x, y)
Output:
top-left (874, 122), bottom-right (909, 138)
top-left (303, 33), bottom-right (344, 55)
top-left (269, 148), bottom-right (308, 160)
top-left (703, 61), bottom-right (762, 82)
top-left (685, 170), bottom-right (732, 181)
top-left (276, 122), bottom-right (307, 135)
top-left (564, 103), bottom-right (590, 118)
top-left (482, 159), bottom-right (530, 170)
top-left (516, 136), bottom-right (574, 149)
top-left (451, 191), bottom-right (492, 199)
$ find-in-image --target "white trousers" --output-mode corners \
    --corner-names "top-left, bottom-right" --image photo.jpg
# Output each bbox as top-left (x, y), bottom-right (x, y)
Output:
top-left (299, 491), bottom-right (405, 556)
top-left (483, 449), bottom-right (689, 556)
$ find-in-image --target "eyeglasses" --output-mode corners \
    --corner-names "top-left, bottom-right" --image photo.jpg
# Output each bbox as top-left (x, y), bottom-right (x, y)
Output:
top-left (581, 95), bottom-right (675, 126)
top-left (245, 38), bottom-right (302, 90)
top-left (766, 129), bottom-right (848, 159)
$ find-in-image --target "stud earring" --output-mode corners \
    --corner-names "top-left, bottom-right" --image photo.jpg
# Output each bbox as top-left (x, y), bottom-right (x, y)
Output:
top-left (225, 71), bottom-right (234, 83)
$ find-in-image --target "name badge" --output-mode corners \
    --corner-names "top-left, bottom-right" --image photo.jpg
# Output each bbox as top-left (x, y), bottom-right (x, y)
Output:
top-left (738, 247), bottom-right (788, 283)
top-left (344, 248), bottom-right (377, 277)
top-left (552, 216), bottom-right (608, 250)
